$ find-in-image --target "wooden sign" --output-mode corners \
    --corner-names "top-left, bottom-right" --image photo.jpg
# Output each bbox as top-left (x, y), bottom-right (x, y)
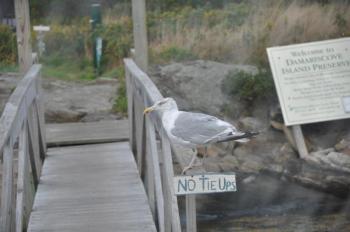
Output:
top-left (267, 38), bottom-right (350, 126)
top-left (174, 173), bottom-right (236, 195)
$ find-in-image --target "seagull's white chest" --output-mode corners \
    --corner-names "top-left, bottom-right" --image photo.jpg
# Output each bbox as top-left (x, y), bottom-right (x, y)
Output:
top-left (162, 110), bottom-right (178, 132)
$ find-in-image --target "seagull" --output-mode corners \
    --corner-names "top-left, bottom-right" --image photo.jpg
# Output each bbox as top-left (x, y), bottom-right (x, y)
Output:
top-left (144, 97), bottom-right (258, 174)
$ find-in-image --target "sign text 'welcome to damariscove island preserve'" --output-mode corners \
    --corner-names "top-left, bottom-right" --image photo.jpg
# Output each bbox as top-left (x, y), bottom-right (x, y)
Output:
top-left (267, 38), bottom-right (350, 126)
top-left (174, 173), bottom-right (236, 195)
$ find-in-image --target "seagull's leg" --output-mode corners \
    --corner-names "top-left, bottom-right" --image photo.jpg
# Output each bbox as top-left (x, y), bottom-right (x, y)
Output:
top-left (181, 148), bottom-right (197, 175)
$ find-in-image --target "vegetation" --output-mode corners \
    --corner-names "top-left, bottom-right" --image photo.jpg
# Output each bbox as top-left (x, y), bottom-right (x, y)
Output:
top-left (0, 25), bottom-right (17, 65)
top-left (222, 70), bottom-right (275, 101)
top-left (1, 0), bottom-right (350, 113)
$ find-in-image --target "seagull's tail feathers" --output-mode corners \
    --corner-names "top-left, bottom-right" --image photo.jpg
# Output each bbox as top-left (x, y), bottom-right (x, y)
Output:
top-left (216, 131), bottom-right (259, 143)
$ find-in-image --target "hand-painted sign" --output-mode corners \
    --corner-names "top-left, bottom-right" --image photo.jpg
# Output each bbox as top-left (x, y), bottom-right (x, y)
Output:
top-left (174, 173), bottom-right (236, 195)
top-left (267, 38), bottom-right (350, 126)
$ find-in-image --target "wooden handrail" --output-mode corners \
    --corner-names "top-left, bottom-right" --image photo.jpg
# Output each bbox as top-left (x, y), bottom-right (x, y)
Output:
top-left (124, 58), bottom-right (183, 232)
top-left (0, 64), bottom-right (46, 232)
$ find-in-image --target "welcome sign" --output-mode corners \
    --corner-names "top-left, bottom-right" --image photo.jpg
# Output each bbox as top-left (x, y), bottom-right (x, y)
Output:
top-left (267, 38), bottom-right (350, 126)
top-left (174, 173), bottom-right (236, 195)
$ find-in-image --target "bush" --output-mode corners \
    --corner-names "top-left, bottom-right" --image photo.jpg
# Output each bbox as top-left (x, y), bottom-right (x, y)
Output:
top-left (0, 25), bottom-right (17, 65)
top-left (112, 66), bottom-right (128, 115)
top-left (222, 70), bottom-right (275, 101)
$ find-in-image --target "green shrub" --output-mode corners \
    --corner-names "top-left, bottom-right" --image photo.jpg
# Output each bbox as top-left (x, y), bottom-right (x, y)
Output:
top-left (222, 70), bottom-right (276, 101)
top-left (0, 25), bottom-right (17, 65)
top-left (113, 66), bottom-right (128, 115)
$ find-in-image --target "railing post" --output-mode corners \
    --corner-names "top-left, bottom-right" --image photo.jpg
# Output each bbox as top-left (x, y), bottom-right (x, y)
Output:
top-left (145, 115), bottom-right (165, 232)
top-left (126, 68), bottom-right (137, 154)
top-left (0, 139), bottom-right (14, 232)
top-left (161, 133), bottom-right (181, 232)
top-left (186, 195), bottom-right (197, 232)
top-left (27, 105), bottom-right (42, 188)
top-left (16, 122), bottom-right (29, 232)
top-left (35, 72), bottom-right (47, 160)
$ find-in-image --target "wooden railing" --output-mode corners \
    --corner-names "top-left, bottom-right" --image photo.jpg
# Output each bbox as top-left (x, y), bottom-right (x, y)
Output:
top-left (0, 64), bottom-right (46, 232)
top-left (125, 59), bottom-right (183, 232)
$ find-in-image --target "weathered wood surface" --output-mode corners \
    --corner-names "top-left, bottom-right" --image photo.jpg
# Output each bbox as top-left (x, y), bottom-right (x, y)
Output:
top-left (14, 0), bottom-right (32, 73)
top-left (0, 64), bottom-right (42, 154)
top-left (131, 0), bottom-right (148, 72)
top-left (28, 142), bottom-right (157, 232)
top-left (0, 64), bottom-right (43, 232)
top-left (125, 58), bottom-right (184, 231)
top-left (292, 125), bottom-right (308, 159)
top-left (46, 120), bottom-right (129, 147)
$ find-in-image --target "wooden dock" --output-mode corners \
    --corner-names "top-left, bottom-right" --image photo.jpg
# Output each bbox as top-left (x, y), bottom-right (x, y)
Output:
top-left (28, 141), bottom-right (156, 232)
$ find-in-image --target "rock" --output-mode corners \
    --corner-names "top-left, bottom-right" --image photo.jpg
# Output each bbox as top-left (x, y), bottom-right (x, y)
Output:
top-left (43, 78), bottom-right (118, 123)
top-left (0, 73), bottom-right (21, 114)
top-left (242, 175), bottom-right (256, 184)
top-left (327, 151), bottom-right (350, 171)
top-left (239, 117), bottom-right (265, 131)
top-left (150, 60), bottom-right (258, 116)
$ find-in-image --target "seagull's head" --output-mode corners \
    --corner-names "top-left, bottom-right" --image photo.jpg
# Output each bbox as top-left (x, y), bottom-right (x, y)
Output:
top-left (144, 97), bottom-right (178, 114)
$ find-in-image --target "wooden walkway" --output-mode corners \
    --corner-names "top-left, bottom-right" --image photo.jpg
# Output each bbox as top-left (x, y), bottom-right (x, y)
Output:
top-left (28, 141), bottom-right (157, 232)
top-left (0, 60), bottom-right (187, 232)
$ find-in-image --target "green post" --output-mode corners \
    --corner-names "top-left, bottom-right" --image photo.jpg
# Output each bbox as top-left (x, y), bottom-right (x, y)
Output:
top-left (91, 3), bottom-right (102, 75)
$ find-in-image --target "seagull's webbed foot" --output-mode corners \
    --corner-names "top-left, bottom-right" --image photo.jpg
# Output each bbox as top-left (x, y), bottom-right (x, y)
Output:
top-left (181, 149), bottom-right (197, 175)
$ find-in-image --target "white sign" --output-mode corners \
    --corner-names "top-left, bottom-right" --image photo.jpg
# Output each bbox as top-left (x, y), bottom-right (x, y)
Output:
top-left (33, 25), bottom-right (50, 32)
top-left (173, 173), bottom-right (236, 195)
top-left (267, 38), bottom-right (350, 126)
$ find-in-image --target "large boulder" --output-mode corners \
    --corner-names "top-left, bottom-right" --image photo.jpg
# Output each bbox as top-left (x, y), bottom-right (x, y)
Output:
top-left (150, 60), bottom-right (258, 116)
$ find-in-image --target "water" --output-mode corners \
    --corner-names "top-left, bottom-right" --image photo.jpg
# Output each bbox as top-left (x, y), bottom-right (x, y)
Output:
top-left (179, 175), bottom-right (350, 231)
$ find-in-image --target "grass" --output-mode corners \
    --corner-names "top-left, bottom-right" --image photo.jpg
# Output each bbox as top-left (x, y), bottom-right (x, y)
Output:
top-left (41, 54), bottom-right (95, 81)
top-left (111, 66), bottom-right (128, 115)
top-left (0, 63), bottom-right (18, 73)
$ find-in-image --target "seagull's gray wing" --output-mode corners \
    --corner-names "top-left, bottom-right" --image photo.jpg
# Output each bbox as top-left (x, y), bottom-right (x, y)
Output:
top-left (170, 111), bottom-right (240, 145)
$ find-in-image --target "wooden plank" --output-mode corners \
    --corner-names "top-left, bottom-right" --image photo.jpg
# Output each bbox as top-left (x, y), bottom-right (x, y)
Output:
top-left (45, 120), bottom-right (129, 147)
top-left (131, 0), bottom-right (148, 72)
top-left (145, 116), bottom-right (164, 232)
top-left (14, 0), bottom-right (32, 73)
top-left (292, 125), bottom-right (308, 159)
top-left (0, 139), bottom-right (14, 232)
top-left (16, 122), bottom-right (29, 232)
top-left (186, 195), bottom-right (197, 232)
top-left (27, 142), bottom-right (157, 232)
top-left (161, 134), bottom-right (181, 232)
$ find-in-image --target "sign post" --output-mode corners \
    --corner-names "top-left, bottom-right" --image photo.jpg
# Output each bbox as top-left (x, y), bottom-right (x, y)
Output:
top-left (90, 4), bottom-right (102, 75)
top-left (267, 38), bottom-right (350, 158)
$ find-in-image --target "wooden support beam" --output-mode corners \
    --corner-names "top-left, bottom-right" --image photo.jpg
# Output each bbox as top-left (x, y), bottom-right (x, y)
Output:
top-left (161, 134), bottom-right (181, 232)
top-left (146, 116), bottom-right (165, 232)
top-left (16, 122), bottom-right (29, 232)
top-left (186, 195), bottom-right (197, 232)
top-left (0, 140), bottom-right (14, 232)
top-left (131, 0), bottom-right (149, 72)
top-left (14, 0), bottom-right (32, 73)
top-left (292, 125), bottom-right (308, 159)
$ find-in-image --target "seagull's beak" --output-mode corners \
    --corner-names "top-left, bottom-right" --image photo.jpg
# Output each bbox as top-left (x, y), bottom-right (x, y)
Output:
top-left (143, 106), bottom-right (155, 114)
